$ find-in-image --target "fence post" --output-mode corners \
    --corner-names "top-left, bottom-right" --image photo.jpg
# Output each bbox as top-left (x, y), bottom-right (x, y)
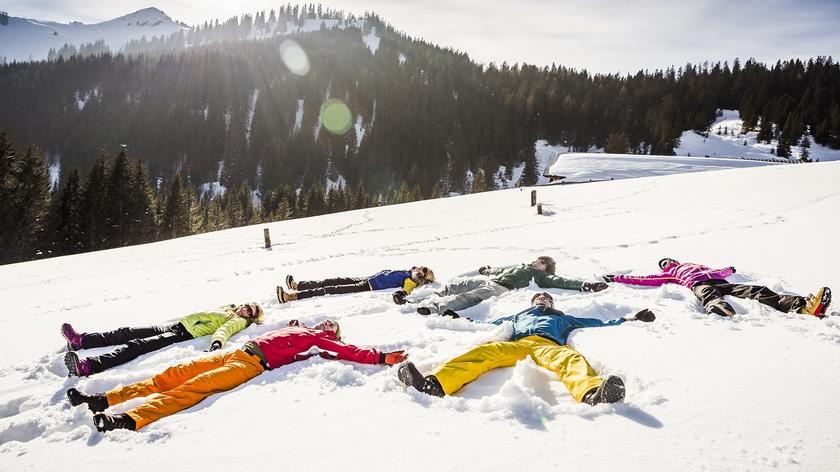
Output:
top-left (537, 203), bottom-right (543, 215)
top-left (263, 228), bottom-right (272, 249)
top-left (530, 189), bottom-right (537, 207)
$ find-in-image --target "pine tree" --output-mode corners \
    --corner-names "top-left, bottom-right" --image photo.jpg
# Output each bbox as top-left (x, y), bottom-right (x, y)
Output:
top-left (50, 167), bottom-right (84, 255)
top-left (4, 145), bottom-right (52, 261)
top-left (604, 132), bottom-right (632, 154)
top-left (79, 151), bottom-right (109, 251)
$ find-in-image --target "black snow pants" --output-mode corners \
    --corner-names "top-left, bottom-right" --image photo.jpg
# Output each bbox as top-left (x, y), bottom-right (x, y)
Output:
top-left (691, 279), bottom-right (805, 316)
top-left (82, 322), bottom-right (193, 374)
top-left (296, 276), bottom-right (372, 299)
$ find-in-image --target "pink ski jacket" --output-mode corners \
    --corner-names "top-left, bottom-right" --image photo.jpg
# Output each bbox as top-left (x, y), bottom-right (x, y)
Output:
top-left (613, 263), bottom-right (734, 289)
top-left (248, 326), bottom-right (381, 370)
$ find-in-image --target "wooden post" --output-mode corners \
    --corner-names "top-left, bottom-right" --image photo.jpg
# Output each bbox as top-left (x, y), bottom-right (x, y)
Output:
top-left (530, 189), bottom-right (537, 207)
top-left (263, 228), bottom-right (271, 249)
top-left (537, 203), bottom-right (543, 215)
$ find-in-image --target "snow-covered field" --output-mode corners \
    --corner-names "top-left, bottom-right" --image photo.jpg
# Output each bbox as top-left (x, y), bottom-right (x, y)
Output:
top-left (1, 163), bottom-right (839, 471)
top-left (543, 110), bottom-right (840, 183)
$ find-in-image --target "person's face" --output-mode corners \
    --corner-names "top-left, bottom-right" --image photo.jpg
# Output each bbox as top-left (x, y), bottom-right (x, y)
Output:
top-left (413, 266), bottom-right (430, 283)
top-left (530, 259), bottom-right (547, 271)
top-left (314, 319), bottom-right (339, 334)
top-left (533, 293), bottom-right (554, 308)
top-left (238, 303), bottom-right (259, 319)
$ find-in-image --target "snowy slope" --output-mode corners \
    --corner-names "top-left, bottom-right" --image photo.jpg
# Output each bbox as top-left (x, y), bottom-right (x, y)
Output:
top-left (0, 8), bottom-right (186, 62)
top-left (1, 163), bottom-right (840, 471)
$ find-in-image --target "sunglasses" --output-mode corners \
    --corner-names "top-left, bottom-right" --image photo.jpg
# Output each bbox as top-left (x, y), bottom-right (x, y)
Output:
top-left (242, 304), bottom-right (258, 318)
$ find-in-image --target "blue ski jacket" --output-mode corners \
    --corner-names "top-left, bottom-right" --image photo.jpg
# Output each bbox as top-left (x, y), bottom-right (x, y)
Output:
top-left (368, 270), bottom-right (414, 291)
top-left (490, 305), bottom-right (625, 345)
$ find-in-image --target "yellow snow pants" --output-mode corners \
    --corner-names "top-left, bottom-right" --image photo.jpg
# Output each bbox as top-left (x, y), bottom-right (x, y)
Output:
top-left (432, 335), bottom-right (603, 402)
top-left (106, 349), bottom-right (265, 429)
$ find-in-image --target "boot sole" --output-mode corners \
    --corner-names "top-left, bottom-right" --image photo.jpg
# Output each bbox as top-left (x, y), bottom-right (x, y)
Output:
top-left (817, 287), bottom-right (832, 317)
top-left (285, 275), bottom-right (296, 290)
top-left (64, 351), bottom-right (79, 376)
top-left (397, 363), bottom-right (425, 391)
top-left (594, 375), bottom-right (626, 404)
top-left (61, 323), bottom-right (78, 351)
top-left (276, 286), bottom-right (285, 304)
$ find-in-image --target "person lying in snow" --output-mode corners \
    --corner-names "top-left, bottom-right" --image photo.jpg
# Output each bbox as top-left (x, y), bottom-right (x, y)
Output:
top-left (67, 319), bottom-right (408, 432)
top-left (604, 258), bottom-right (831, 318)
top-left (401, 256), bottom-right (608, 318)
top-left (398, 292), bottom-right (654, 404)
top-left (61, 303), bottom-right (265, 377)
top-left (277, 266), bottom-right (435, 303)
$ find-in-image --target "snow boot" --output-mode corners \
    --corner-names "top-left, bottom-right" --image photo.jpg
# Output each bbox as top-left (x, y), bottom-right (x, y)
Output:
top-left (276, 286), bottom-right (298, 304)
top-left (583, 375), bottom-right (625, 405)
top-left (416, 307), bottom-right (432, 316)
top-left (707, 300), bottom-right (735, 317)
top-left (61, 323), bottom-right (84, 351)
top-left (93, 413), bottom-right (136, 432)
top-left (801, 287), bottom-right (831, 318)
top-left (397, 362), bottom-right (444, 397)
top-left (442, 309), bottom-right (461, 319)
top-left (64, 351), bottom-right (92, 377)
top-left (67, 388), bottom-right (108, 413)
top-left (285, 275), bottom-right (298, 290)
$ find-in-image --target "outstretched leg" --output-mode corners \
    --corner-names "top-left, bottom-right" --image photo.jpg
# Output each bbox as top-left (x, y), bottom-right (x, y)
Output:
top-left (70, 323), bottom-right (175, 350)
top-left (528, 337), bottom-right (604, 403)
top-left (432, 340), bottom-right (532, 395)
top-left (724, 283), bottom-right (805, 313)
top-left (121, 350), bottom-right (264, 430)
top-left (296, 280), bottom-right (372, 299)
top-left (419, 279), bottom-right (508, 314)
top-left (297, 276), bottom-right (366, 291)
top-left (692, 281), bottom-right (736, 316)
top-left (86, 324), bottom-right (194, 374)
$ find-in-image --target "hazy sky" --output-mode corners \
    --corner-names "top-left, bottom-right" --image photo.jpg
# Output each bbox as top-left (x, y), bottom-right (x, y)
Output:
top-left (5, 0), bottom-right (840, 73)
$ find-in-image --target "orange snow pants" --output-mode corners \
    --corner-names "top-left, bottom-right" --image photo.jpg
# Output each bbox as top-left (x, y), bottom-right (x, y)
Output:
top-left (106, 349), bottom-right (265, 429)
top-left (432, 335), bottom-right (603, 402)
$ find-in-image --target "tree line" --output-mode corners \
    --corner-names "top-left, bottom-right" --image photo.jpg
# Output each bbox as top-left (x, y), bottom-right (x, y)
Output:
top-left (0, 130), bottom-right (437, 264)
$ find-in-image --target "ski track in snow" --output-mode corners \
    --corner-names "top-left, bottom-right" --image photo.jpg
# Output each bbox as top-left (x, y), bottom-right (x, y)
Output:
top-left (1, 163), bottom-right (840, 470)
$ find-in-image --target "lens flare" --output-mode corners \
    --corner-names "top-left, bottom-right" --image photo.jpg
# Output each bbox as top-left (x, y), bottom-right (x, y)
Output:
top-left (279, 40), bottom-right (310, 76)
top-left (320, 99), bottom-right (353, 135)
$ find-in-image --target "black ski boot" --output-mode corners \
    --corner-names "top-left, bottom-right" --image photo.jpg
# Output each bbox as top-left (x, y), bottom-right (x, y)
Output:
top-left (583, 375), bottom-right (625, 405)
top-left (67, 388), bottom-right (109, 413)
top-left (442, 309), bottom-right (461, 319)
top-left (93, 413), bottom-right (136, 432)
top-left (397, 362), bottom-right (444, 397)
top-left (416, 307), bottom-right (432, 316)
top-left (707, 301), bottom-right (735, 317)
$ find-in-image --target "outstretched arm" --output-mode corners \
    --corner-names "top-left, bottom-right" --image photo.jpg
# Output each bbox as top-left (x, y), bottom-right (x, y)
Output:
top-left (536, 273), bottom-right (586, 291)
top-left (313, 337), bottom-right (383, 364)
top-left (612, 271), bottom-right (674, 287)
top-left (209, 317), bottom-right (249, 348)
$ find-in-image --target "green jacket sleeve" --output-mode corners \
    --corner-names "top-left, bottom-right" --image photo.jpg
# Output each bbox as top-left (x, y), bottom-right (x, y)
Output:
top-left (535, 273), bottom-right (585, 291)
top-left (210, 316), bottom-right (249, 347)
top-left (485, 265), bottom-right (517, 276)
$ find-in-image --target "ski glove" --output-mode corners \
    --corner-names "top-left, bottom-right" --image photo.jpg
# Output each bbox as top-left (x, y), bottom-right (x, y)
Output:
top-left (729, 266), bottom-right (736, 273)
top-left (393, 290), bottom-right (408, 305)
top-left (478, 265), bottom-right (491, 275)
top-left (287, 319), bottom-right (300, 327)
top-left (581, 282), bottom-right (609, 292)
top-left (626, 309), bottom-right (656, 322)
top-left (383, 351), bottom-right (408, 365)
top-left (602, 274), bottom-right (615, 282)
top-left (207, 341), bottom-right (222, 352)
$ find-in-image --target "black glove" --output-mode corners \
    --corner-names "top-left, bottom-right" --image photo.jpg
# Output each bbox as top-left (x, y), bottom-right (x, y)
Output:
top-left (478, 265), bottom-right (491, 275)
top-left (602, 274), bottom-right (615, 282)
top-left (581, 282), bottom-right (608, 292)
top-left (393, 290), bottom-right (408, 305)
top-left (729, 266), bottom-right (736, 273)
top-left (207, 341), bottom-right (222, 352)
top-left (628, 309), bottom-right (656, 322)
top-left (287, 319), bottom-right (300, 327)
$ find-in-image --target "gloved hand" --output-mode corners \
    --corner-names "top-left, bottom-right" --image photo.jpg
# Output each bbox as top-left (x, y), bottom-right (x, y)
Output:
top-left (626, 309), bottom-right (656, 322)
top-left (729, 266), bottom-right (736, 273)
top-left (207, 341), bottom-right (222, 352)
top-left (581, 282), bottom-right (609, 292)
top-left (383, 351), bottom-right (408, 365)
top-left (602, 274), bottom-right (615, 282)
top-left (478, 265), bottom-right (491, 275)
top-left (287, 319), bottom-right (300, 327)
top-left (392, 290), bottom-right (408, 305)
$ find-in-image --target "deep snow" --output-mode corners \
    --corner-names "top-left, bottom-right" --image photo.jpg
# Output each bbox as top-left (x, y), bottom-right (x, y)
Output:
top-left (1, 162), bottom-right (839, 471)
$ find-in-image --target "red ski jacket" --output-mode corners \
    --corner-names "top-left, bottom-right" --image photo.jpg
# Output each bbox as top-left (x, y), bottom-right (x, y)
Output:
top-left (247, 326), bottom-right (382, 370)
